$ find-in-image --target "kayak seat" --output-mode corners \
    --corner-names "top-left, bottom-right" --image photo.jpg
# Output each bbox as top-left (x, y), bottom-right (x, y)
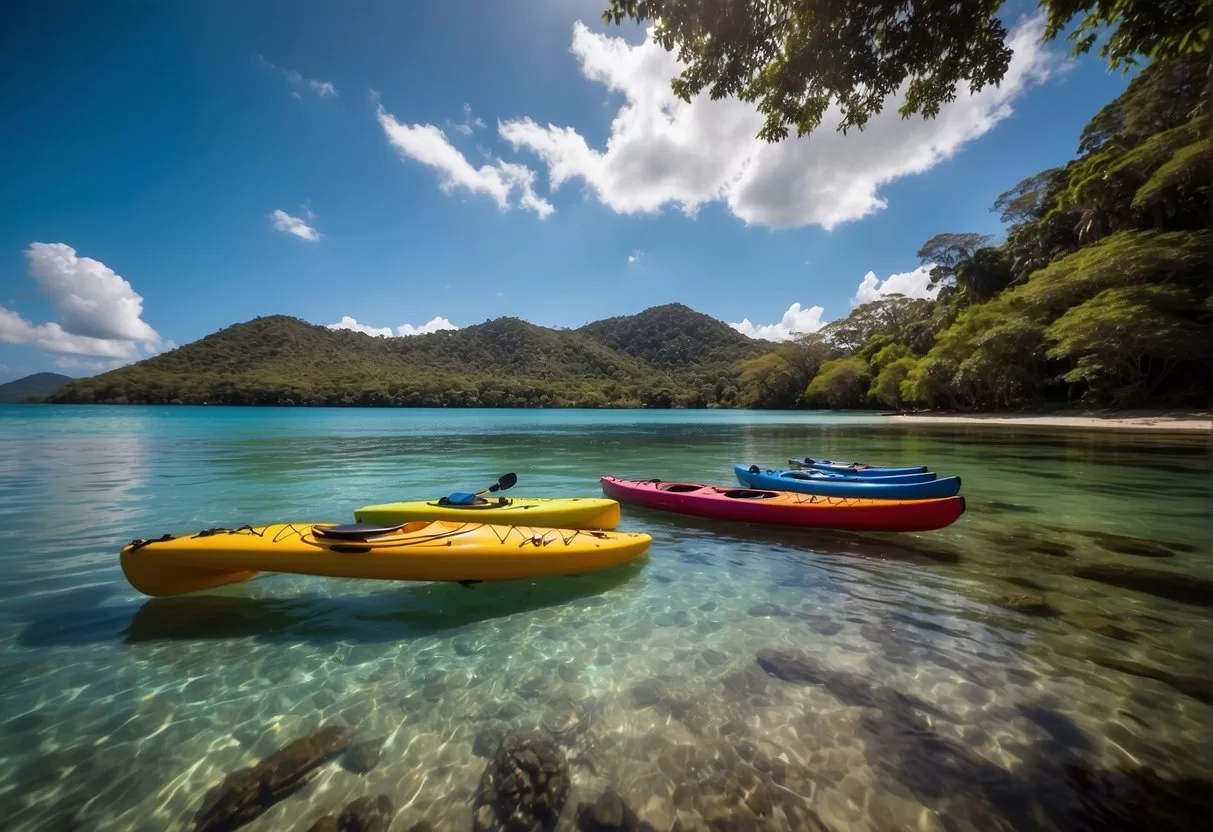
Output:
top-left (723, 489), bottom-right (779, 500)
top-left (313, 522), bottom-right (407, 541)
top-left (659, 484), bottom-right (702, 493)
top-left (435, 495), bottom-right (508, 507)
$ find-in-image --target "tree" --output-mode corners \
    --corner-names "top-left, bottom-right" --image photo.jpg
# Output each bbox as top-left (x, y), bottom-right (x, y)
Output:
top-left (805, 357), bottom-right (871, 408)
top-left (1045, 284), bottom-right (1206, 406)
top-left (1044, 0), bottom-right (1211, 77)
top-left (916, 232), bottom-right (993, 293)
top-left (870, 356), bottom-right (919, 409)
top-left (954, 247), bottom-right (1014, 305)
top-left (819, 295), bottom-right (935, 353)
top-left (737, 335), bottom-right (833, 407)
top-left (602, 0), bottom-right (1209, 142)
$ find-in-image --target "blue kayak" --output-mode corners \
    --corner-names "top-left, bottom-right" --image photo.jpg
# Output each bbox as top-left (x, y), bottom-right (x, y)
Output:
top-left (761, 466), bottom-right (936, 484)
top-left (737, 465), bottom-right (961, 499)
top-left (787, 457), bottom-right (929, 477)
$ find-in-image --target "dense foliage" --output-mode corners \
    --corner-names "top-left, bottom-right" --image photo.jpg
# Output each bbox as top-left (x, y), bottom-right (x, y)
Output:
top-left (603, 0), bottom-right (1209, 141)
top-left (49, 306), bottom-right (774, 408)
top-left (736, 54), bottom-right (1210, 412)
top-left (0, 372), bottom-right (73, 403)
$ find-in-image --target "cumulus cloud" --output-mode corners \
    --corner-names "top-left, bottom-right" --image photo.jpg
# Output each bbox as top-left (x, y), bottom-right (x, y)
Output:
top-left (269, 209), bottom-right (321, 241)
top-left (398, 316), bottom-right (459, 336)
top-left (24, 243), bottom-right (160, 342)
top-left (453, 103), bottom-right (487, 136)
top-left (258, 56), bottom-right (338, 98)
top-left (497, 16), bottom-right (1057, 230)
top-left (327, 316), bottom-right (394, 337)
top-left (730, 303), bottom-right (826, 342)
top-left (0, 243), bottom-right (162, 363)
top-left (852, 265), bottom-right (939, 305)
top-left (326, 315), bottom-right (460, 338)
top-left (628, 249), bottom-right (643, 264)
top-left (376, 105), bottom-right (554, 219)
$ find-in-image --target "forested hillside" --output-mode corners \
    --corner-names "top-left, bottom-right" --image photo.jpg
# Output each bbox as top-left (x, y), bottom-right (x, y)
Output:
top-left (49, 305), bottom-right (773, 408)
top-left (737, 56), bottom-right (1210, 412)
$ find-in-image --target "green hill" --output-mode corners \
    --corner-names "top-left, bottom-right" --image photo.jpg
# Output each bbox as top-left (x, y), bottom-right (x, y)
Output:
top-left (48, 307), bottom-right (774, 408)
top-left (0, 372), bottom-right (74, 403)
top-left (578, 303), bottom-right (768, 370)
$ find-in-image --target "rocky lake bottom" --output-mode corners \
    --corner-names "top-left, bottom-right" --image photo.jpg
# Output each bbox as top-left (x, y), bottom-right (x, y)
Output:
top-left (0, 407), bottom-right (1208, 831)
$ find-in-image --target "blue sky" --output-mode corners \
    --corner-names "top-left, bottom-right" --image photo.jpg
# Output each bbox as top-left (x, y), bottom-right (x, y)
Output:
top-left (0, 0), bottom-right (1131, 380)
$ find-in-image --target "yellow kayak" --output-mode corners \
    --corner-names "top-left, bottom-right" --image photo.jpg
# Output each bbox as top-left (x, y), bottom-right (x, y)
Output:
top-left (353, 496), bottom-right (621, 530)
top-left (120, 520), bottom-right (651, 597)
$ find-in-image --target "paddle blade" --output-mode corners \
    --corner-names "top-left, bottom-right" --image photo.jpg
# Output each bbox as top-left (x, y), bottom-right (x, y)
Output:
top-left (480, 472), bottom-right (518, 495)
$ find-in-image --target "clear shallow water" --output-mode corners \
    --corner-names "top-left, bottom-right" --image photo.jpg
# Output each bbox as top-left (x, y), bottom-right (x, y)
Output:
top-left (0, 405), bottom-right (1209, 831)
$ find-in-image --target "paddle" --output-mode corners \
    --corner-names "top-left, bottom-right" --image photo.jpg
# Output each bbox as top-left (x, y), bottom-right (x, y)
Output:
top-left (477, 472), bottom-right (517, 496)
top-left (441, 473), bottom-right (517, 506)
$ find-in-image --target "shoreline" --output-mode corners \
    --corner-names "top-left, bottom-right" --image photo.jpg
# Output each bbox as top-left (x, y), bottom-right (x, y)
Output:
top-left (886, 410), bottom-right (1212, 432)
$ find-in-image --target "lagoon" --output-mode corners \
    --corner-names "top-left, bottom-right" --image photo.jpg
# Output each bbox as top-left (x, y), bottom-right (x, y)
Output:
top-left (0, 405), bottom-right (1209, 831)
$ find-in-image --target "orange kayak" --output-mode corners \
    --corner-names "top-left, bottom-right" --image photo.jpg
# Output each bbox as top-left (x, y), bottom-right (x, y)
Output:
top-left (600, 477), bottom-right (965, 532)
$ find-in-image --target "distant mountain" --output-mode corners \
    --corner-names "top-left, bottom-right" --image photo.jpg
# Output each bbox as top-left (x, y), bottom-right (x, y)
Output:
top-left (49, 306), bottom-right (776, 408)
top-left (0, 372), bottom-right (74, 403)
top-left (579, 303), bottom-right (768, 372)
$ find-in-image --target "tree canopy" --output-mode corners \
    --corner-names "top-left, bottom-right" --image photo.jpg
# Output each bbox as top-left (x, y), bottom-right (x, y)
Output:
top-left (602, 0), bottom-right (1209, 141)
top-left (736, 54), bottom-right (1210, 412)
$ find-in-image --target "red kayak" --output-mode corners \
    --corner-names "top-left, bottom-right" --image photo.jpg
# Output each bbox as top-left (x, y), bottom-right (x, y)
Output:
top-left (600, 477), bottom-right (965, 532)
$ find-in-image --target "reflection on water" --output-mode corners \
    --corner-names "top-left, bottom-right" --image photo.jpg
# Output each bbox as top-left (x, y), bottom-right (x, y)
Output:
top-left (0, 406), bottom-right (1208, 831)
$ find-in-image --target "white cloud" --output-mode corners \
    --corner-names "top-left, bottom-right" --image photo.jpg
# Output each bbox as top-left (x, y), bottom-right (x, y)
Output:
top-left (453, 103), bottom-right (487, 136)
top-left (497, 16), bottom-right (1058, 230)
top-left (730, 303), bottom-right (826, 342)
top-left (259, 56), bottom-right (338, 98)
top-left (628, 249), bottom-right (643, 264)
top-left (24, 243), bottom-right (160, 343)
top-left (853, 265), bottom-right (939, 305)
top-left (397, 316), bottom-right (458, 336)
top-left (327, 316), bottom-right (393, 337)
top-left (269, 209), bottom-right (321, 241)
top-left (1, 243), bottom-right (162, 362)
top-left (376, 105), bottom-right (555, 219)
top-left (308, 79), bottom-right (337, 97)
top-left (325, 315), bottom-right (461, 338)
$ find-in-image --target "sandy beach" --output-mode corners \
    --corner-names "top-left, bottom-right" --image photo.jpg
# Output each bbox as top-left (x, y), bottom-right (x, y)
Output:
top-left (887, 410), bottom-right (1212, 432)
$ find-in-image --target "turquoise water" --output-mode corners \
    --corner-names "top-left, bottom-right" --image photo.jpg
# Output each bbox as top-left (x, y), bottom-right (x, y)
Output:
top-left (0, 405), bottom-right (1209, 831)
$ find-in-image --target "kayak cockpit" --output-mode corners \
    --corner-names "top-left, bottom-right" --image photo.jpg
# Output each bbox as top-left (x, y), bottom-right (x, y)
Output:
top-left (657, 483), bottom-right (705, 493)
top-left (312, 521), bottom-right (433, 541)
top-left (721, 489), bottom-right (779, 500)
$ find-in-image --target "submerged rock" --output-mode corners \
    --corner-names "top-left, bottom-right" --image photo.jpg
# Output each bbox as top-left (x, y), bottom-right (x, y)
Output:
top-left (473, 731), bottom-right (570, 832)
top-left (342, 737), bottom-right (385, 774)
top-left (1003, 576), bottom-right (1048, 590)
top-left (1072, 565), bottom-right (1213, 606)
top-left (999, 593), bottom-right (1059, 617)
top-left (1083, 652), bottom-right (1212, 704)
top-left (1080, 531), bottom-right (1177, 558)
top-left (192, 724), bottom-right (351, 832)
top-left (747, 603), bottom-right (787, 618)
top-left (1061, 613), bottom-right (1136, 642)
top-left (576, 789), bottom-right (643, 832)
top-left (808, 620), bottom-right (843, 636)
top-left (755, 648), bottom-right (827, 686)
top-left (339, 795), bottom-right (394, 832)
